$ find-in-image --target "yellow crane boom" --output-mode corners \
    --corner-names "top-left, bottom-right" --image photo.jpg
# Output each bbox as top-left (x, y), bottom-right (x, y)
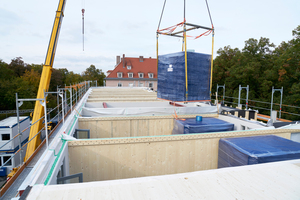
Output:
top-left (24, 0), bottom-right (66, 161)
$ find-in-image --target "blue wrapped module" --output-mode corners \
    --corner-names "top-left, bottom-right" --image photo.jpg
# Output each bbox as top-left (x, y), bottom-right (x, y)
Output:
top-left (218, 135), bottom-right (300, 168)
top-left (157, 51), bottom-right (211, 102)
top-left (172, 117), bottom-right (234, 134)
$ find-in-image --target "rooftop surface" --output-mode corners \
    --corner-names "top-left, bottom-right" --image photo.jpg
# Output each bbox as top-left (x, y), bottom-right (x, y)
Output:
top-left (27, 159), bottom-right (300, 200)
top-left (0, 116), bottom-right (29, 128)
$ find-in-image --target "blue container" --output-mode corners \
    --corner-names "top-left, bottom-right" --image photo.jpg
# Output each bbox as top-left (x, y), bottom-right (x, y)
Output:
top-left (157, 51), bottom-right (211, 102)
top-left (0, 167), bottom-right (7, 176)
top-left (172, 117), bottom-right (234, 134)
top-left (196, 116), bottom-right (202, 121)
top-left (218, 135), bottom-right (300, 168)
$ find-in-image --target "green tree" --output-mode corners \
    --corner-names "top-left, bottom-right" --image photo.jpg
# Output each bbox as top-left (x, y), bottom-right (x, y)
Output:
top-left (0, 60), bottom-right (13, 80)
top-left (273, 25), bottom-right (300, 117)
top-left (82, 65), bottom-right (106, 86)
top-left (8, 57), bottom-right (31, 77)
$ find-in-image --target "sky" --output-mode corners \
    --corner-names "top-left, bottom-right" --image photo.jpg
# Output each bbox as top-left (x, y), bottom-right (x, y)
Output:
top-left (1, 0), bottom-right (299, 75)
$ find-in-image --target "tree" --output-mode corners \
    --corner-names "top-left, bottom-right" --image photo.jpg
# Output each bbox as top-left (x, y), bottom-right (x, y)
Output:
top-left (273, 25), bottom-right (300, 111)
top-left (21, 69), bottom-right (41, 89)
top-left (8, 57), bottom-right (31, 77)
top-left (0, 59), bottom-right (13, 80)
top-left (65, 71), bottom-right (83, 85)
top-left (82, 65), bottom-right (106, 86)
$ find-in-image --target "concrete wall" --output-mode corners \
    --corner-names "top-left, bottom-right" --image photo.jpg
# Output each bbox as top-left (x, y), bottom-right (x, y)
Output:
top-left (68, 129), bottom-right (294, 182)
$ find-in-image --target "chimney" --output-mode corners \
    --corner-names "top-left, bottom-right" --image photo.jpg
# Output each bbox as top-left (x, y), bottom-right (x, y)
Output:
top-left (116, 56), bottom-right (120, 65)
top-left (122, 54), bottom-right (125, 68)
top-left (139, 56), bottom-right (144, 62)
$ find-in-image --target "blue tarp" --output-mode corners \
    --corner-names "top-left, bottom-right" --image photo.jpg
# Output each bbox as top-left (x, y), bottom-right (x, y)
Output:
top-left (218, 135), bottom-right (300, 168)
top-left (157, 51), bottom-right (211, 102)
top-left (172, 117), bottom-right (234, 134)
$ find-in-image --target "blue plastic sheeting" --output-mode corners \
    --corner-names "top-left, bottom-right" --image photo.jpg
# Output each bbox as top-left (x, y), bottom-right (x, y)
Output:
top-left (172, 117), bottom-right (234, 134)
top-left (218, 135), bottom-right (300, 168)
top-left (157, 51), bottom-right (211, 102)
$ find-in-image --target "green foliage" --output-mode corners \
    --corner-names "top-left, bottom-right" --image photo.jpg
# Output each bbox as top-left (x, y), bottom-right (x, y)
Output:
top-left (82, 65), bottom-right (106, 86)
top-left (0, 57), bottom-right (106, 113)
top-left (212, 25), bottom-right (300, 120)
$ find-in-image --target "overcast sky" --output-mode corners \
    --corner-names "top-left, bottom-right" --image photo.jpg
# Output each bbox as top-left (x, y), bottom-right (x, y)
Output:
top-left (1, 0), bottom-right (299, 75)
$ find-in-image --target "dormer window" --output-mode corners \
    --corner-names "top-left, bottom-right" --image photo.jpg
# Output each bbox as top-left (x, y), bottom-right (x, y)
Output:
top-left (128, 73), bottom-right (133, 78)
top-left (127, 66), bottom-right (131, 70)
top-left (117, 72), bottom-right (122, 78)
top-left (138, 73), bottom-right (144, 78)
top-left (148, 73), bottom-right (154, 78)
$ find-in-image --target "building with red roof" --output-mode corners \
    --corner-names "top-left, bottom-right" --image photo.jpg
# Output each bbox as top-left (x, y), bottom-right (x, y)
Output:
top-left (105, 54), bottom-right (158, 90)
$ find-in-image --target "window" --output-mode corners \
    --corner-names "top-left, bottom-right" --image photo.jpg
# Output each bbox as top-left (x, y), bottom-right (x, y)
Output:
top-left (117, 72), bottom-right (122, 78)
top-left (148, 73), bottom-right (154, 78)
top-left (127, 66), bottom-right (131, 70)
top-left (128, 73), bottom-right (133, 78)
top-left (138, 73), bottom-right (144, 78)
top-left (149, 83), bottom-right (153, 88)
top-left (129, 83), bottom-right (133, 87)
top-left (139, 82), bottom-right (144, 87)
top-left (74, 129), bottom-right (90, 139)
top-left (3, 156), bottom-right (12, 166)
top-left (2, 134), bottom-right (10, 141)
top-left (118, 83), bottom-right (122, 87)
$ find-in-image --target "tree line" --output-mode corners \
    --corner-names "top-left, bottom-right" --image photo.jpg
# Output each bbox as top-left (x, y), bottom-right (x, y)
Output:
top-left (212, 25), bottom-right (300, 120)
top-left (0, 58), bottom-right (106, 113)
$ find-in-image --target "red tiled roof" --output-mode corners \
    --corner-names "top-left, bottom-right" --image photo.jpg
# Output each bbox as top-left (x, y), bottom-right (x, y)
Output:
top-left (106, 57), bottom-right (157, 79)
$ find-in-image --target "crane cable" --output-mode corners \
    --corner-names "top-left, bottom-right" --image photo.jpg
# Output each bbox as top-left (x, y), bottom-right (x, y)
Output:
top-left (156, 0), bottom-right (167, 72)
top-left (205, 0), bottom-right (215, 99)
top-left (183, 0), bottom-right (188, 102)
top-left (82, 0), bottom-right (85, 51)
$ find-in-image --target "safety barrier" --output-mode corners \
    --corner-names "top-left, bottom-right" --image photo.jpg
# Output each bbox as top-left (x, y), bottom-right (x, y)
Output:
top-left (0, 81), bottom-right (92, 197)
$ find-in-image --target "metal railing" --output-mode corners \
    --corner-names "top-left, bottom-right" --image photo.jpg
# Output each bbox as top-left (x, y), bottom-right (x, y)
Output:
top-left (213, 94), bottom-right (300, 120)
top-left (0, 81), bottom-right (91, 171)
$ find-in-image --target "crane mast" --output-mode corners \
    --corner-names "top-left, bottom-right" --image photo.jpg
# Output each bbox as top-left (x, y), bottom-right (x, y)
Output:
top-left (24, 0), bottom-right (66, 161)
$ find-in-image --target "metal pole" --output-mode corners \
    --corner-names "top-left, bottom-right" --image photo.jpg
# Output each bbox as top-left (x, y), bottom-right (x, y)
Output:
top-left (279, 87), bottom-right (283, 119)
top-left (59, 91), bottom-right (65, 124)
top-left (216, 84), bottom-right (225, 104)
top-left (64, 88), bottom-right (67, 113)
top-left (246, 85), bottom-right (249, 110)
top-left (43, 91), bottom-right (49, 149)
top-left (223, 85), bottom-right (225, 104)
top-left (80, 85), bottom-right (82, 99)
top-left (76, 84), bottom-right (78, 105)
top-left (270, 86), bottom-right (274, 117)
top-left (57, 85), bottom-right (60, 121)
top-left (69, 85), bottom-right (73, 113)
top-left (79, 85), bottom-right (81, 99)
top-left (238, 85), bottom-right (241, 107)
top-left (16, 93), bottom-right (22, 165)
top-left (216, 84), bottom-right (219, 101)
